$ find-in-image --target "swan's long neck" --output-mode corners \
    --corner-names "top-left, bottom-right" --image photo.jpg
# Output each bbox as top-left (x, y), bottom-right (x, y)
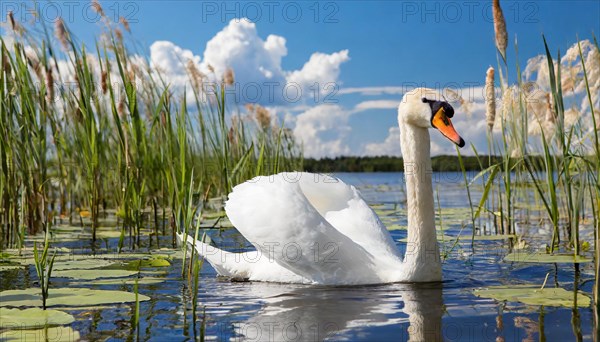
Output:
top-left (399, 119), bottom-right (442, 281)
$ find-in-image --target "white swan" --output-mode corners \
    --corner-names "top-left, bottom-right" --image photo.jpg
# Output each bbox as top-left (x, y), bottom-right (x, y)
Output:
top-left (178, 88), bottom-right (465, 285)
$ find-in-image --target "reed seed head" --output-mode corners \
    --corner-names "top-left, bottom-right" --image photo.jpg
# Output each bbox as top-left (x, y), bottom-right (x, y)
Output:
top-left (54, 18), bottom-right (69, 51)
top-left (255, 104), bottom-right (271, 130)
top-left (101, 70), bottom-right (108, 94)
top-left (223, 68), bottom-right (235, 86)
top-left (186, 59), bottom-right (205, 91)
top-left (91, 0), bottom-right (105, 17)
top-left (46, 67), bottom-right (54, 103)
top-left (119, 16), bottom-right (131, 33)
top-left (114, 28), bottom-right (123, 42)
top-left (485, 67), bottom-right (496, 131)
top-left (492, 0), bottom-right (508, 62)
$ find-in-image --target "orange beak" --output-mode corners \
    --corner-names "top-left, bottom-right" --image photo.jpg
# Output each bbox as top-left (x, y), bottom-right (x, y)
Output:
top-left (431, 107), bottom-right (465, 147)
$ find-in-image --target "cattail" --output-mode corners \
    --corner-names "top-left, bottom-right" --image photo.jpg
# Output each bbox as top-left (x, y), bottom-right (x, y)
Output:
top-left (46, 67), bottom-right (54, 103)
top-left (100, 70), bottom-right (108, 94)
top-left (492, 0), bottom-right (508, 63)
top-left (485, 67), bottom-right (496, 131)
top-left (223, 68), bottom-right (235, 86)
top-left (118, 97), bottom-right (127, 118)
top-left (255, 104), bottom-right (271, 129)
top-left (54, 18), bottom-right (69, 51)
top-left (228, 126), bottom-right (236, 148)
top-left (91, 0), bottom-right (105, 17)
top-left (119, 16), bottom-right (131, 33)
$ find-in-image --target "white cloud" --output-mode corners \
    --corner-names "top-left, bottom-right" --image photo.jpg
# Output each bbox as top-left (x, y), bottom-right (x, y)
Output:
top-left (353, 100), bottom-right (398, 112)
top-left (146, 19), bottom-right (349, 106)
top-left (287, 50), bottom-right (350, 95)
top-left (338, 86), bottom-right (406, 96)
top-left (293, 104), bottom-right (351, 158)
top-left (201, 19), bottom-right (287, 90)
top-left (363, 127), bottom-right (401, 156)
top-left (150, 41), bottom-right (201, 87)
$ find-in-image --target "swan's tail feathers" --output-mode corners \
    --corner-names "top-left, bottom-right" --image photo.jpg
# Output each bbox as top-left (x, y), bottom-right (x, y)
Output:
top-left (176, 232), bottom-right (248, 279)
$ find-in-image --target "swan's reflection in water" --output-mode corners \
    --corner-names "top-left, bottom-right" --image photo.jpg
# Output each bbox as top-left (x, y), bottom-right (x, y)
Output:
top-left (226, 282), bottom-right (442, 341)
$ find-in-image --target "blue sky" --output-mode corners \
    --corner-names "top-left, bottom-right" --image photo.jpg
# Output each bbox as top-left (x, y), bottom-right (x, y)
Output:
top-left (2, 1), bottom-right (599, 157)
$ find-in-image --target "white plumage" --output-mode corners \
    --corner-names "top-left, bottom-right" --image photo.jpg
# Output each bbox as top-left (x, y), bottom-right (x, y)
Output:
top-left (178, 88), bottom-right (463, 285)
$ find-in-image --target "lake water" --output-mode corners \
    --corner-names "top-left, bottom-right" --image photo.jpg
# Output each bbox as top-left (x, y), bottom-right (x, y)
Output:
top-left (0, 172), bottom-right (595, 341)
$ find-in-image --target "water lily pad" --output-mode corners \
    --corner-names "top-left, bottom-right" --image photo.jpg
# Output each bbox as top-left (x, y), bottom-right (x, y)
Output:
top-left (0, 308), bottom-right (75, 328)
top-left (203, 210), bottom-right (226, 219)
top-left (0, 288), bottom-right (150, 307)
top-left (52, 259), bottom-right (114, 271)
top-left (53, 269), bottom-right (138, 280)
top-left (0, 327), bottom-right (80, 341)
top-left (0, 265), bottom-right (23, 271)
top-left (473, 285), bottom-right (591, 307)
top-left (141, 258), bottom-right (170, 267)
top-left (77, 277), bottom-right (166, 285)
top-left (504, 252), bottom-right (592, 263)
top-left (96, 229), bottom-right (124, 238)
top-left (460, 234), bottom-right (516, 241)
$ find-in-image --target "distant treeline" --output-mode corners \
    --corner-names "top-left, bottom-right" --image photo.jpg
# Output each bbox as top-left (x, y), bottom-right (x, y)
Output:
top-left (303, 155), bottom-right (508, 172)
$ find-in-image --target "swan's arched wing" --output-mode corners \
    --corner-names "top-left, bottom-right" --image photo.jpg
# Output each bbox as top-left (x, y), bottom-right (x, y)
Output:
top-left (297, 174), bottom-right (403, 267)
top-left (225, 173), bottom-right (385, 285)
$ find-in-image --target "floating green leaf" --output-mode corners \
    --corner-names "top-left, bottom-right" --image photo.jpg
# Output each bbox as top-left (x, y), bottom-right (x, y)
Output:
top-left (504, 252), bottom-right (592, 263)
top-left (0, 308), bottom-right (75, 328)
top-left (0, 327), bottom-right (80, 341)
top-left (465, 234), bottom-right (516, 241)
top-left (0, 288), bottom-right (150, 307)
top-left (52, 259), bottom-right (114, 271)
top-left (53, 269), bottom-right (138, 280)
top-left (473, 285), bottom-right (591, 307)
top-left (75, 277), bottom-right (166, 285)
top-left (0, 265), bottom-right (23, 271)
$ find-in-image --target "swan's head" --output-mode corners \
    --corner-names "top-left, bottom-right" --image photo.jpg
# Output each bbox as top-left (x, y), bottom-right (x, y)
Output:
top-left (398, 88), bottom-right (465, 148)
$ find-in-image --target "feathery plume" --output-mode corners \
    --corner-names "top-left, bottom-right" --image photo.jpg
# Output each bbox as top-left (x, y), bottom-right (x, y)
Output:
top-left (25, 49), bottom-right (42, 80)
top-left (492, 0), bottom-right (508, 63)
top-left (223, 68), bottom-right (235, 86)
top-left (186, 59), bottom-right (205, 91)
top-left (114, 28), bottom-right (123, 42)
top-left (119, 16), bottom-right (131, 33)
top-left (255, 104), bottom-right (271, 130)
top-left (485, 67), bottom-right (496, 131)
top-left (54, 18), bottom-right (69, 51)
top-left (207, 64), bottom-right (215, 73)
top-left (91, 0), bottom-right (105, 17)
